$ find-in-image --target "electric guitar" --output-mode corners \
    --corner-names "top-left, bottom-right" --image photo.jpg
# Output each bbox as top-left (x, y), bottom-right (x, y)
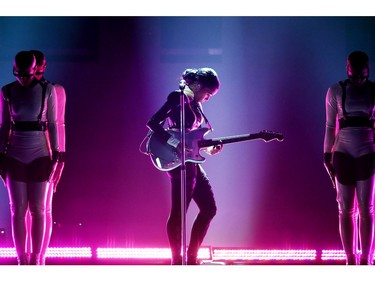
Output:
top-left (146, 128), bottom-right (284, 171)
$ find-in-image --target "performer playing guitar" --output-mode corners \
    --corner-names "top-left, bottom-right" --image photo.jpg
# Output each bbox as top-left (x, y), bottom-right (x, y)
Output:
top-left (143, 67), bottom-right (284, 265)
top-left (145, 68), bottom-right (222, 265)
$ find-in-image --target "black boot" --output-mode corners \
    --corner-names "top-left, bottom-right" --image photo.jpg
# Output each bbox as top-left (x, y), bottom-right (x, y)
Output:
top-left (346, 254), bottom-right (357, 265)
top-left (171, 255), bottom-right (182, 265)
top-left (187, 254), bottom-right (199, 265)
top-left (359, 254), bottom-right (373, 265)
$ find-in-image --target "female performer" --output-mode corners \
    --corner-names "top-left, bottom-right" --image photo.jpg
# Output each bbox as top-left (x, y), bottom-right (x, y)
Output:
top-left (146, 67), bottom-right (222, 265)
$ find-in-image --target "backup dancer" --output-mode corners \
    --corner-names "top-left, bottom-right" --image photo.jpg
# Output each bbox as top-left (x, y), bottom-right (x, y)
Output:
top-left (324, 51), bottom-right (375, 265)
top-left (0, 51), bottom-right (63, 265)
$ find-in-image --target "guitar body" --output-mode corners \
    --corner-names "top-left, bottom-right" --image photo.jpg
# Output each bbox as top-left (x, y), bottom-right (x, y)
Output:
top-left (147, 128), bottom-right (211, 171)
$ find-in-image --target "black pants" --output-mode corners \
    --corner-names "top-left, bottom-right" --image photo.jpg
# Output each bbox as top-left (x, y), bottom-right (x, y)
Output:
top-left (166, 163), bottom-right (217, 260)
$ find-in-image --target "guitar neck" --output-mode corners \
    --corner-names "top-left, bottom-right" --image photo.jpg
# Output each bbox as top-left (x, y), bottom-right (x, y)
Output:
top-left (198, 133), bottom-right (261, 148)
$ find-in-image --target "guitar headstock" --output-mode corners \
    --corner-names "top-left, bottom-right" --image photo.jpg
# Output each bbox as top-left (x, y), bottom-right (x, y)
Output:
top-left (258, 130), bottom-right (284, 142)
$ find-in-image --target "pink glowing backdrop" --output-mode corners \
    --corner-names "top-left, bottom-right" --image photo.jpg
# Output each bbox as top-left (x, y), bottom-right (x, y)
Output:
top-left (0, 16), bottom-right (375, 252)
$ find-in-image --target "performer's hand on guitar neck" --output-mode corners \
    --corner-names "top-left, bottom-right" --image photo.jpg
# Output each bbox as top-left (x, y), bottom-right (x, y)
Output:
top-left (204, 144), bottom-right (223, 155)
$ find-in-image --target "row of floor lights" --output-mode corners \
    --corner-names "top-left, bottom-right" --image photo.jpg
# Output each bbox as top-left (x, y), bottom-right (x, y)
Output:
top-left (212, 249), bottom-right (318, 261)
top-left (0, 247), bottom-right (92, 258)
top-left (0, 247), bottom-right (355, 261)
top-left (96, 247), bottom-right (212, 260)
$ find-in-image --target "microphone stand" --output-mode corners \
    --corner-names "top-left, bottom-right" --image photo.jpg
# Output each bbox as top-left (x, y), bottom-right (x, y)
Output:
top-left (179, 80), bottom-right (187, 265)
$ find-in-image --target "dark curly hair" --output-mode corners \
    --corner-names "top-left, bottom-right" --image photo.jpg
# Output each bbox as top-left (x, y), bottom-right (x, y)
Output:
top-left (182, 67), bottom-right (220, 91)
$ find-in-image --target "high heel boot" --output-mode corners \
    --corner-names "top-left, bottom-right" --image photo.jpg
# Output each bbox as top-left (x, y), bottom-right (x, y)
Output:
top-left (39, 255), bottom-right (46, 265)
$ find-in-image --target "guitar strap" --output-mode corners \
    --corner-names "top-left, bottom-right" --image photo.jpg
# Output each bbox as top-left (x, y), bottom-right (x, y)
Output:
top-left (196, 103), bottom-right (213, 131)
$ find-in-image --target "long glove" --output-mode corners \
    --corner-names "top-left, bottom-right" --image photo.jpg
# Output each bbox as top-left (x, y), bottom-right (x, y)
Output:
top-left (49, 151), bottom-right (65, 193)
top-left (324, 152), bottom-right (336, 189)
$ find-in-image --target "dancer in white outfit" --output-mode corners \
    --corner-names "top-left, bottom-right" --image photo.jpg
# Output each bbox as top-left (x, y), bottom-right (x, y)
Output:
top-left (0, 51), bottom-right (63, 265)
top-left (324, 51), bottom-right (375, 265)
top-left (28, 50), bottom-right (66, 265)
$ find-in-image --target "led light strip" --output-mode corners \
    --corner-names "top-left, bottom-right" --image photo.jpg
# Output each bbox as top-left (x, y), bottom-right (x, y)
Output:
top-left (0, 247), bottom-right (92, 258)
top-left (4, 247), bottom-right (371, 262)
top-left (212, 249), bottom-right (317, 261)
top-left (96, 247), bottom-right (212, 260)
